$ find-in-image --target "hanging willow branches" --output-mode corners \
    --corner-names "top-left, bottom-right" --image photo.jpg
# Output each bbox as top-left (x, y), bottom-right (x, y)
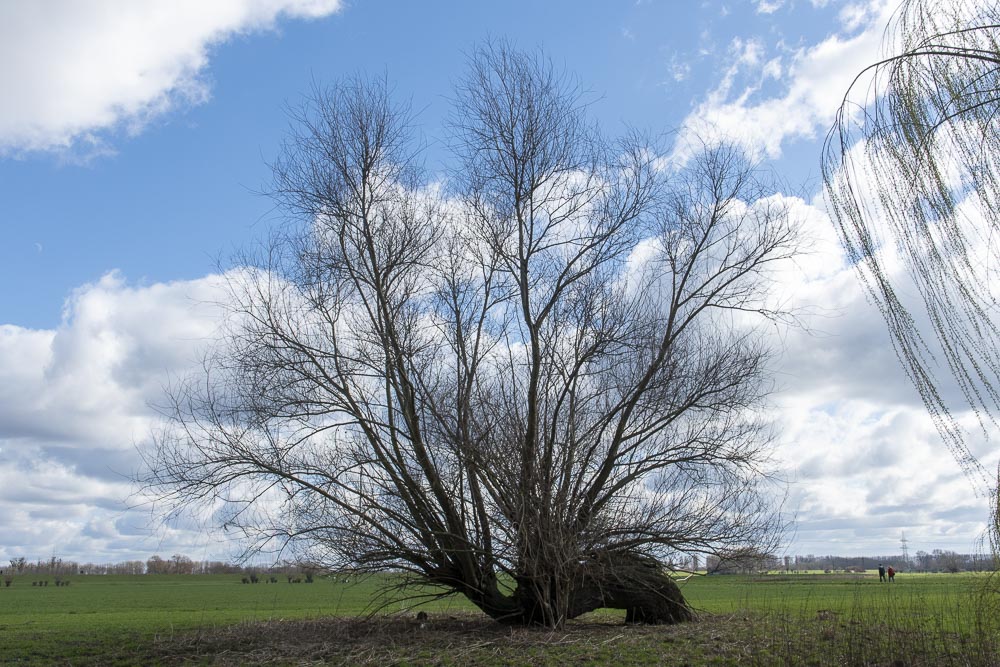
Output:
top-left (823, 0), bottom-right (1000, 497)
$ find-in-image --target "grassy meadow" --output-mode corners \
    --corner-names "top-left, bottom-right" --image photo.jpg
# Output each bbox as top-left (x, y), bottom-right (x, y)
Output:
top-left (1, 571), bottom-right (998, 665)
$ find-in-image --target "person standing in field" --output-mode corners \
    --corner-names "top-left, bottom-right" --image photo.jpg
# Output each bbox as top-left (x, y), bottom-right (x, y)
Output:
top-left (887, 566), bottom-right (895, 582)
top-left (878, 564), bottom-right (886, 582)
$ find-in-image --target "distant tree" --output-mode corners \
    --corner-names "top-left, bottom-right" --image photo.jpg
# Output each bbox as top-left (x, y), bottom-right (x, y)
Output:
top-left (934, 549), bottom-right (963, 573)
top-left (822, 0), bottom-right (1000, 550)
top-left (108, 560), bottom-right (146, 575)
top-left (144, 43), bottom-right (796, 628)
top-left (146, 555), bottom-right (166, 575)
top-left (9, 557), bottom-right (26, 573)
top-left (169, 554), bottom-right (194, 575)
top-left (200, 560), bottom-right (241, 575)
top-left (706, 547), bottom-right (778, 574)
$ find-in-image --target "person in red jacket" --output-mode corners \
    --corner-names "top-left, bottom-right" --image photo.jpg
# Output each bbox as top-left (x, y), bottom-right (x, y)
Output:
top-left (887, 566), bottom-right (895, 582)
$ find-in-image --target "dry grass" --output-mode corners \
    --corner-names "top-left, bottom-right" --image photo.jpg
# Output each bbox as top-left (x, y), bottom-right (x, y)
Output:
top-left (148, 613), bottom-right (653, 666)
top-left (128, 605), bottom-right (1000, 666)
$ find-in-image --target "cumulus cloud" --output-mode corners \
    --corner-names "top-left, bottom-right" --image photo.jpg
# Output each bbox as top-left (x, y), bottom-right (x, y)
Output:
top-left (0, 163), bottom-right (993, 564)
top-left (0, 236), bottom-right (994, 563)
top-left (776, 395), bottom-right (992, 554)
top-left (763, 193), bottom-right (997, 555)
top-left (659, 1), bottom-right (999, 552)
top-left (0, 0), bottom-right (342, 155)
top-left (1, 272), bottom-right (228, 447)
top-left (0, 272), bottom-right (233, 562)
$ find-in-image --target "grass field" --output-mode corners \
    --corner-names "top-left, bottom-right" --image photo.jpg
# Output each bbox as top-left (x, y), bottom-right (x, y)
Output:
top-left (0, 571), bottom-right (997, 665)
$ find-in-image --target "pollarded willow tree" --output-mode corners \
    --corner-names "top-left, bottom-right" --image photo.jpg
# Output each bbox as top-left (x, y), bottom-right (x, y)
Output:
top-left (822, 0), bottom-right (1000, 551)
top-left (144, 44), bottom-right (797, 627)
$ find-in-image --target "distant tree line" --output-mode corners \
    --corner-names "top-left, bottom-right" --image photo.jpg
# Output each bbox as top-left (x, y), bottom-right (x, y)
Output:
top-left (5, 549), bottom-right (992, 577)
top-left (4, 555), bottom-right (321, 576)
top-left (779, 551), bottom-right (995, 574)
top-left (706, 549), bottom-right (782, 574)
top-left (669, 549), bottom-right (996, 575)
top-left (4, 556), bottom-right (82, 576)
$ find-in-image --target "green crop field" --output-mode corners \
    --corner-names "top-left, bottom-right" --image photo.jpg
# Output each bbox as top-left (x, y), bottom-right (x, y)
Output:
top-left (684, 571), bottom-right (990, 620)
top-left (0, 571), bottom-right (997, 665)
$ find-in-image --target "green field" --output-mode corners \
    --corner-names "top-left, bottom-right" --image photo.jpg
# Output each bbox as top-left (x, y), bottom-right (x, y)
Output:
top-left (0, 571), bottom-right (997, 665)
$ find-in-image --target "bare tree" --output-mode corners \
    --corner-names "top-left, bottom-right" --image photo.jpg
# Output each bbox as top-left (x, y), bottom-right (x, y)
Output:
top-left (146, 555), bottom-right (166, 575)
top-left (822, 0), bottom-right (1000, 554)
top-left (143, 43), bottom-right (797, 627)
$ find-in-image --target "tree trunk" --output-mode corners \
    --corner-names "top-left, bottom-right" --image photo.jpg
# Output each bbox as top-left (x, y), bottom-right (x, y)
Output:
top-left (468, 551), bottom-right (694, 627)
top-left (568, 551), bottom-right (695, 625)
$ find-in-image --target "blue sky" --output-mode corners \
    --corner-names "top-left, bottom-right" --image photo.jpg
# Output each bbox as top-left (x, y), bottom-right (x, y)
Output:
top-left (0, 0), bottom-right (845, 329)
top-left (1, 0), bottom-right (995, 565)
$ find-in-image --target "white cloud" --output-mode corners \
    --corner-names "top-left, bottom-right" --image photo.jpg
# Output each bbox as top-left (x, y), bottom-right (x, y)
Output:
top-left (762, 193), bottom-right (997, 556)
top-left (1, 272), bottom-right (227, 447)
top-left (0, 240), bottom-right (994, 563)
top-left (838, 0), bottom-right (888, 31)
top-left (678, 0), bottom-right (895, 160)
top-left (775, 394), bottom-right (994, 555)
top-left (756, 0), bottom-right (784, 14)
top-left (670, 56), bottom-right (692, 82)
top-left (0, 272), bottom-right (233, 562)
top-left (0, 0), bottom-right (343, 156)
top-left (0, 186), bottom-right (994, 564)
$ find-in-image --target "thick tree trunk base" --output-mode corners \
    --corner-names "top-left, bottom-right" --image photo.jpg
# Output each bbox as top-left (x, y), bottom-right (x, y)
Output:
top-left (471, 552), bottom-right (694, 627)
top-left (571, 551), bottom-right (694, 625)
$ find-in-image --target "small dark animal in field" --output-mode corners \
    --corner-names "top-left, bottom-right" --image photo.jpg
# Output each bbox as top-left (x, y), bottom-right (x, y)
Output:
top-left (269, 576), bottom-right (278, 583)
top-left (241, 577), bottom-right (249, 584)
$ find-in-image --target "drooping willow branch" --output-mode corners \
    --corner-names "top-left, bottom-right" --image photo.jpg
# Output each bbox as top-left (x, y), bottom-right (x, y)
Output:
top-left (823, 0), bottom-right (1000, 494)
